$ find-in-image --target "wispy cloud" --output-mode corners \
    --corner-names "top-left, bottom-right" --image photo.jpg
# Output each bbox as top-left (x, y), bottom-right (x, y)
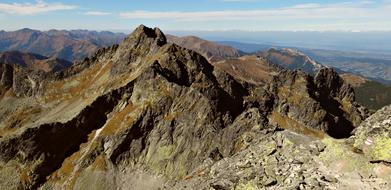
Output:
top-left (85, 11), bottom-right (111, 16)
top-left (119, 2), bottom-right (391, 31)
top-left (120, 2), bottom-right (390, 22)
top-left (0, 0), bottom-right (76, 15)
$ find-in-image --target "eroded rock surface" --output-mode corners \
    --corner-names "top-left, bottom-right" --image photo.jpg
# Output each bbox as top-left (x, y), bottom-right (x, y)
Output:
top-left (351, 105), bottom-right (391, 164)
top-left (0, 25), bottom-right (386, 190)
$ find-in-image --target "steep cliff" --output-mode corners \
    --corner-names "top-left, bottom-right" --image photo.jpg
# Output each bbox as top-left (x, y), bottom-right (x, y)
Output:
top-left (0, 25), bottom-right (384, 190)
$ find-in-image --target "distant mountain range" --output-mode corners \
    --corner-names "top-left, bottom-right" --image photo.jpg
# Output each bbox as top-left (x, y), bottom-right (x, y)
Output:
top-left (1, 28), bottom-right (390, 84)
top-left (0, 51), bottom-right (72, 72)
top-left (261, 48), bottom-right (325, 75)
top-left (0, 28), bottom-right (126, 62)
top-left (171, 30), bottom-right (391, 54)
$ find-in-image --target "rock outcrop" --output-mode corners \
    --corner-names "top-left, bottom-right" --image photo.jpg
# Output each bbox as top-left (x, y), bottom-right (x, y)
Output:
top-left (350, 105), bottom-right (391, 164)
top-left (0, 63), bottom-right (47, 97)
top-left (0, 25), bottom-right (384, 190)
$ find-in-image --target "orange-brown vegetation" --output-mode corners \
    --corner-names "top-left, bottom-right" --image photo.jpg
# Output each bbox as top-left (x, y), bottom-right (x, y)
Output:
top-left (270, 112), bottom-right (325, 139)
top-left (268, 52), bottom-right (295, 65)
top-left (101, 102), bottom-right (139, 136)
top-left (0, 106), bottom-right (42, 137)
top-left (341, 74), bottom-right (369, 87)
top-left (214, 55), bottom-right (275, 84)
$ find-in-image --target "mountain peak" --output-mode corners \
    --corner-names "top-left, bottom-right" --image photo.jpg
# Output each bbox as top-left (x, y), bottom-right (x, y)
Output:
top-left (0, 25), bottom-right (386, 190)
top-left (123, 25), bottom-right (167, 46)
top-left (17, 28), bottom-right (39, 33)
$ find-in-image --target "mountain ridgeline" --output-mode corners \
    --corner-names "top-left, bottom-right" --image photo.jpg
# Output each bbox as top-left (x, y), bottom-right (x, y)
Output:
top-left (0, 25), bottom-right (389, 190)
top-left (0, 28), bottom-right (126, 62)
top-left (166, 34), bottom-right (242, 62)
top-left (0, 51), bottom-right (72, 72)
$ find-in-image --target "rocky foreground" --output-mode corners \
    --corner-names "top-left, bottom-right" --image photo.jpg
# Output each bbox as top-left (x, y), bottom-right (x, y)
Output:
top-left (0, 25), bottom-right (389, 190)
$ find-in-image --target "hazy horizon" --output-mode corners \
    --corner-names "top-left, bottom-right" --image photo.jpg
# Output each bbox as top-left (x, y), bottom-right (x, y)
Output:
top-left (2, 26), bottom-right (391, 54)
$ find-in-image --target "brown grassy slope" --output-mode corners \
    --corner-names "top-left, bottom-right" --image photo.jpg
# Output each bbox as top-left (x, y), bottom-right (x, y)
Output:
top-left (166, 34), bottom-right (241, 62)
top-left (213, 55), bottom-right (278, 84)
top-left (342, 73), bottom-right (391, 110)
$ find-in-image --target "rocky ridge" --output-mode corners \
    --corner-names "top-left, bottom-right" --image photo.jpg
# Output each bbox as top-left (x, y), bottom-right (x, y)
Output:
top-left (0, 25), bottom-right (386, 190)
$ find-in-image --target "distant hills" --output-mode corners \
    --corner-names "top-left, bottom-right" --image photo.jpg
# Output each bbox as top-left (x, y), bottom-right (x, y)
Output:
top-left (0, 28), bottom-right (125, 62)
top-left (166, 34), bottom-right (242, 62)
top-left (172, 30), bottom-right (391, 54)
top-left (0, 51), bottom-right (72, 72)
top-left (261, 48), bottom-right (325, 75)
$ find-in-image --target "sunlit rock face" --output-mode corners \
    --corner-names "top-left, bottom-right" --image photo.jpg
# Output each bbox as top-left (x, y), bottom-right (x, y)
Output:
top-left (0, 25), bottom-right (387, 190)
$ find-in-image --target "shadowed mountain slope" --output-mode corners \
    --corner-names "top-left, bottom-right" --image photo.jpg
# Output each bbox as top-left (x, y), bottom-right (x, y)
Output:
top-left (0, 25), bottom-right (388, 190)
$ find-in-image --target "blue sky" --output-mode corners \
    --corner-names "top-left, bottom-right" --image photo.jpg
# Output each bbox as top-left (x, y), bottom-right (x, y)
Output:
top-left (0, 0), bottom-right (390, 31)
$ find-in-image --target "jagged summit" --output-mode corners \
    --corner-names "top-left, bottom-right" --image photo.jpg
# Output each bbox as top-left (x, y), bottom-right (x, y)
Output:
top-left (0, 25), bottom-right (385, 190)
top-left (121, 25), bottom-right (167, 48)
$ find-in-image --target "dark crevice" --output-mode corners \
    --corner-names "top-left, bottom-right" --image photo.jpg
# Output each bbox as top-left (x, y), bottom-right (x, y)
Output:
top-left (369, 160), bottom-right (391, 166)
top-left (307, 73), bottom-right (356, 139)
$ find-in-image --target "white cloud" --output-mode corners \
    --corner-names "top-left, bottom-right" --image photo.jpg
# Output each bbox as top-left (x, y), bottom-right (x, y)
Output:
top-left (0, 0), bottom-right (76, 15)
top-left (119, 2), bottom-right (391, 31)
top-left (119, 2), bottom-right (391, 22)
top-left (85, 11), bottom-right (111, 16)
